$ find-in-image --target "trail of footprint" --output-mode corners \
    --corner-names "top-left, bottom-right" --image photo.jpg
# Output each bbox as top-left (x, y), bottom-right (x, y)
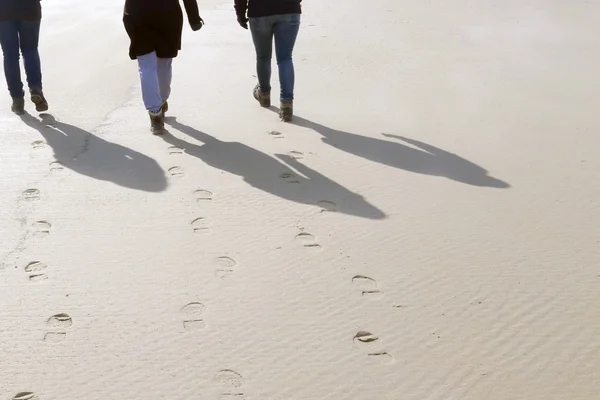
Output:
top-left (279, 172), bottom-right (300, 184)
top-left (169, 166), bottom-right (185, 177)
top-left (191, 217), bottom-right (210, 234)
top-left (168, 146), bottom-right (184, 155)
top-left (352, 275), bottom-right (383, 298)
top-left (31, 221), bottom-right (52, 237)
top-left (214, 256), bottom-right (237, 279)
top-left (195, 189), bottom-right (213, 202)
top-left (295, 232), bottom-right (322, 251)
top-left (215, 369), bottom-right (245, 399)
top-left (269, 130), bottom-right (284, 139)
top-left (181, 302), bottom-right (206, 331)
top-left (24, 261), bottom-right (48, 282)
top-left (317, 200), bottom-right (337, 213)
top-left (22, 189), bottom-right (40, 201)
top-left (44, 313), bottom-right (72, 343)
top-left (12, 393), bottom-right (36, 400)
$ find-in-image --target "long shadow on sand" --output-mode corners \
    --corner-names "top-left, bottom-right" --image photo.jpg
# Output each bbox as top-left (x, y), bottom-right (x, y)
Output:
top-left (20, 113), bottom-right (167, 192)
top-left (272, 109), bottom-right (510, 189)
top-left (162, 117), bottom-right (386, 220)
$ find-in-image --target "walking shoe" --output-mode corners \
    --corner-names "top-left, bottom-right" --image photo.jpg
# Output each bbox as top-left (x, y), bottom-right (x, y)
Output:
top-left (11, 97), bottom-right (25, 115)
top-left (279, 100), bottom-right (293, 122)
top-left (161, 100), bottom-right (168, 114)
top-left (253, 85), bottom-right (271, 108)
top-left (149, 110), bottom-right (165, 135)
top-left (30, 88), bottom-right (49, 112)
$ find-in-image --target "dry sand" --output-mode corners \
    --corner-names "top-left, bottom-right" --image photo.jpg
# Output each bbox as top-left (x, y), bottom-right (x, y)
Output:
top-left (1, 0), bottom-right (600, 399)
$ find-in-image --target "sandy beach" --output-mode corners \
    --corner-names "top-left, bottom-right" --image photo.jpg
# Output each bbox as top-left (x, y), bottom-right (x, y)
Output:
top-left (1, 0), bottom-right (599, 399)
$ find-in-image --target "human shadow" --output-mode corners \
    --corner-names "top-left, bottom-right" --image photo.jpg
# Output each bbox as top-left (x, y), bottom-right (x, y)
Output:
top-left (162, 117), bottom-right (386, 220)
top-left (274, 110), bottom-right (510, 189)
top-left (20, 113), bottom-right (167, 192)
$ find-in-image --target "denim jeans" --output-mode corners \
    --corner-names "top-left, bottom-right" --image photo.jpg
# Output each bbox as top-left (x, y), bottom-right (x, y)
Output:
top-left (137, 51), bottom-right (172, 113)
top-left (0, 19), bottom-right (42, 99)
top-left (249, 13), bottom-right (300, 101)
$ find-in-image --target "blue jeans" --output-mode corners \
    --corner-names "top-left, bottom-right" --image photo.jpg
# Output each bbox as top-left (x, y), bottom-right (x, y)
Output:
top-left (249, 13), bottom-right (300, 101)
top-left (0, 20), bottom-right (42, 99)
top-left (137, 51), bottom-right (172, 113)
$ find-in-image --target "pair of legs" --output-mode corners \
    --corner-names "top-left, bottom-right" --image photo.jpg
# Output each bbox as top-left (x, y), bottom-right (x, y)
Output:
top-left (0, 19), bottom-right (43, 99)
top-left (137, 51), bottom-right (173, 114)
top-left (249, 13), bottom-right (300, 101)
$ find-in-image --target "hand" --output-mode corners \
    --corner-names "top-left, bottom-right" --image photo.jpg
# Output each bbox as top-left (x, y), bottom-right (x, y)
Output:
top-left (191, 17), bottom-right (204, 31)
top-left (237, 16), bottom-right (248, 29)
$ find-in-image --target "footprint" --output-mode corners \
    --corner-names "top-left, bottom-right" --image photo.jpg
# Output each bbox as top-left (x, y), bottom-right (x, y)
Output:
top-left (287, 150), bottom-right (304, 159)
top-left (31, 221), bottom-right (51, 237)
top-left (214, 256), bottom-right (237, 279)
top-left (354, 331), bottom-right (379, 344)
top-left (195, 189), bottom-right (213, 202)
top-left (215, 369), bottom-right (244, 388)
top-left (352, 275), bottom-right (383, 298)
top-left (367, 351), bottom-right (395, 364)
top-left (295, 232), bottom-right (322, 251)
top-left (12, 393), bottom-right (36, 400)
top-left (317, 200), bottom-right (337, 212)
top-left (22, 189), bottom-right (40, 201)
top-left (169, 166), bottom-right (184, 177)
top-left (191, 217), bottom-right (210, 234)
top-left (47, 313), bottom-right (73, 328)
top-left (44, 313), bottom-right (72, 343)
top-left (24, 261), bottom-right (48, 282)
top-left (269, 130), bottom-right (284, 139)
top-left (280, 172), bottom-right (301, 184)
top-left (49, 161), bottom-right (65, 172)
top-left (181, 302), bottom-right (206, 331)
top-left (168, 146), bottom-right (184, 155)
top-left (31, 140), bottom-right (46, 149)
top-left (221, 394), bottom-right (245, 400)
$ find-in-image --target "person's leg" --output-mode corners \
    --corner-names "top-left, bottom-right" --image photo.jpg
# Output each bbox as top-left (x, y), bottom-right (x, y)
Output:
top-left (137, 51), bottom-right (162, 113)
top-left (0, 21), bottom-right (25, 99)
top-left (17, 19), bottom-right (47, 111)
top-left (274, 14), bottom-right (300, 101)
top-left (157, 57), bottom-right (172, 112)
top-left (17, 19), bottom-right (42, 91)
top-left (249, 16), bottom-right (274, 95)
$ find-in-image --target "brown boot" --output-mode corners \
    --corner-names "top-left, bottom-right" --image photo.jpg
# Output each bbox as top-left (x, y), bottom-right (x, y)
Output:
top-left (11, 97), bottom-right (25, 115)
top-left (279, 100), bottom-right (293, 122)
top-left (149, 111), bottom-right (165, 135)
top-left (30, 88), bottom-right (49, 112)
top-left (253, 85), bottom-right (271, 107)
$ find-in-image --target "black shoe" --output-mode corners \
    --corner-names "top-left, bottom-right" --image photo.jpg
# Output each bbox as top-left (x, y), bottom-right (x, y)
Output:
top-left (161, 100), bottom-right (168, 114)
top-left (280, 100), bottom-right (293, 122)
top-left (11, 97), bottom-right (25, 115)
top-left (30, 88), bottom-right (49, 112)
top-left (149, 111), bottom-right (165, 135)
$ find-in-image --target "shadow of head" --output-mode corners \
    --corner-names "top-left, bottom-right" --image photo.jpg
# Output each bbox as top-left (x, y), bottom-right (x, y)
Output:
top-left (163, 117), bottom-right (387, 220)
top-left (21, 113), bottom-right (167, 192)
top-left (273, 110), bottom-right (510, 189)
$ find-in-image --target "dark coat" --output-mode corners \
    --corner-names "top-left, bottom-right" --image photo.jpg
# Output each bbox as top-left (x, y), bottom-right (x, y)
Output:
top-left (0, 0), bottom-right (41, 22)
top-left (234, 0), bottom-right (301, 19)
top-left (123, 0), bottom-right (201, 60)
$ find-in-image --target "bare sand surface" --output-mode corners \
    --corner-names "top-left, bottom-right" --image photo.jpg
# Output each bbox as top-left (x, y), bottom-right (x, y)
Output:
top-left (1, 1), bottom-right (599, 399)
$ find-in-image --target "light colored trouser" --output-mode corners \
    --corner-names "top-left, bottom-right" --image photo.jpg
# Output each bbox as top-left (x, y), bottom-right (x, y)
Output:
top-left (137, 51), bottom-right (172, 113)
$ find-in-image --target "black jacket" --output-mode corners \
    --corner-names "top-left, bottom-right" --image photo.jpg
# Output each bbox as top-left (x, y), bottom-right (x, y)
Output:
top-left (123, 0), bottom-right (201, 60)
top-left (235, 0), bottom-right (301, 19)
top-left (0, 0), bottom-right (41, 22)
